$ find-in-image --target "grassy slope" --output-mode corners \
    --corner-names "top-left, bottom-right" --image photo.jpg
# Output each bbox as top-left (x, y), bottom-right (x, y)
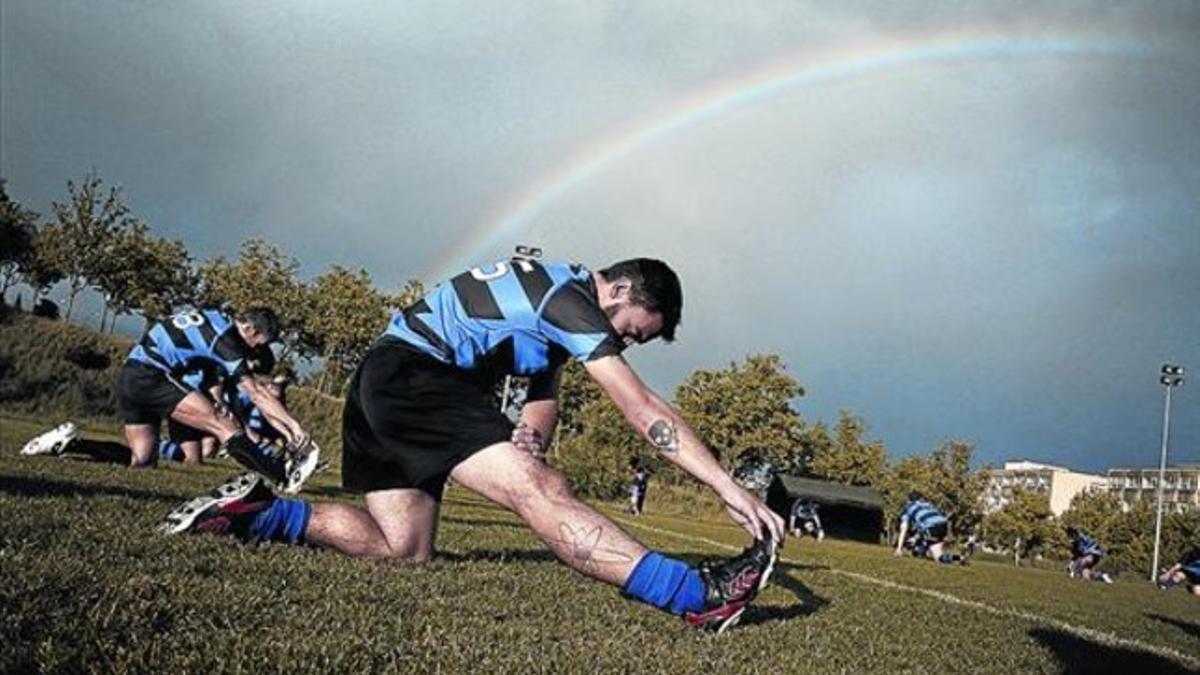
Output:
top-left (2, 416), bottom-right (1197, 674)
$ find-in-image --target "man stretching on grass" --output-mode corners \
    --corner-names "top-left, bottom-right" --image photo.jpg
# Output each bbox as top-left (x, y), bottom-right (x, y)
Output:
top-left (1158, 547), bottom-right (1200, 595)
top-left (1066, 526), bottom-right (1113, 584)
top-left (894, 491), bottom-right (964, 565)
top-left (162, 257), bottom-right (785, 633)
top-left (21, 307), bottom-right (313, 491)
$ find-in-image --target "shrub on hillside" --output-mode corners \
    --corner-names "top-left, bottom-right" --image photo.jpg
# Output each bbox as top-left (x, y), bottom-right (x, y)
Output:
top-left (0, 312), bottom-right (124, 419)
top-left (287, 387), bottom-right (344, 468)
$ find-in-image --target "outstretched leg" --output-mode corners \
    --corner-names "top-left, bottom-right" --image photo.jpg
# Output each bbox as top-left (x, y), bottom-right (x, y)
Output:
top-left (451, 441), bottom-right (646, 586)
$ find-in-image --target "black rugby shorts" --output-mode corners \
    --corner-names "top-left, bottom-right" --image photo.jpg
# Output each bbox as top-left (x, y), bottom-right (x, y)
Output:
top-left (341, 340), bottom-right (513, 497)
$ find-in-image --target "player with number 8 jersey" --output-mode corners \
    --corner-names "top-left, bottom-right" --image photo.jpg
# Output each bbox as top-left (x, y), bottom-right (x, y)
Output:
top-left (115, 306), bottom-right (310, 480)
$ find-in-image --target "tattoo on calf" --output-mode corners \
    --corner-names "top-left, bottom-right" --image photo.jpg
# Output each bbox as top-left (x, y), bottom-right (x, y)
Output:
top-left (647, 419), bottom-right (679, 454)
top-left (555, 523), bottom-right (632, 573)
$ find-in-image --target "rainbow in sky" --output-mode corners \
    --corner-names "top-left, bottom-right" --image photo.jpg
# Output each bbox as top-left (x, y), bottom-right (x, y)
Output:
top-left (431, 27), bottom-right (1182, 279)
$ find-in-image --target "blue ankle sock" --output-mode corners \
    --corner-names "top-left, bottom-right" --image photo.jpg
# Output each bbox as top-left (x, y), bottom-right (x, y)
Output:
top-left (249, 498), bottom-right (311, 545)
top-left (622, 552), bottom-right (707, 615)
top-left (157, 439), bottom-right (183, 462)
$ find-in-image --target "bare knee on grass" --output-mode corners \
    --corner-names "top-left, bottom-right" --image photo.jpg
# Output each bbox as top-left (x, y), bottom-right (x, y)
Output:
top-left (123, 424), bottom-right (157, 467)
top-left (179, 440), bottom-right (203, 464)
top-left (307, 491), bottom-right (439, 562)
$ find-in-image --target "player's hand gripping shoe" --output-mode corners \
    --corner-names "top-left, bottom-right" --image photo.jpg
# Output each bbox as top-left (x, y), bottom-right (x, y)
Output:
top-left (20, 421), bottom-right (79, 456)
top-left (225, 436), bottom-right (289, 487)
top-left (283, 441), bottom-right (321, 495)
top-left (683, 534), bottom-right (778, 634)
top-left (156, 472), bottom-right (273, 538)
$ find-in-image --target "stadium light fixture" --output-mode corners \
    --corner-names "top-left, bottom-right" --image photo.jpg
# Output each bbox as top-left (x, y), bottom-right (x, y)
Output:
top-left (1150, 362), bottom-right (1185, 582)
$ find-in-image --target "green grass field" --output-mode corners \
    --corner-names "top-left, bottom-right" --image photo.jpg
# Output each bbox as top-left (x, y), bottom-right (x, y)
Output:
top-left (2, 414), bottom-right (1197, 674)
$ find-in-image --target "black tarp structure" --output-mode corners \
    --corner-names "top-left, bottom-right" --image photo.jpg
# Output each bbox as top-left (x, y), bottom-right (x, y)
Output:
top-left (766, 475), bottom-right (885, 544)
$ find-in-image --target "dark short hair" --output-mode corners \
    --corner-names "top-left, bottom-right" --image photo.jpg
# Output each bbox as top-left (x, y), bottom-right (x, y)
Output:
top-left (598, 258), bottom-right (682, 342)
top-left (238, 307), bottom-right (280, 343)
top-left (1066, 526), bottom-right (1078, 537)
top-left (907, 491), bottom-right (923, 503)
top-left (247, 344), bottom-right (276, 374)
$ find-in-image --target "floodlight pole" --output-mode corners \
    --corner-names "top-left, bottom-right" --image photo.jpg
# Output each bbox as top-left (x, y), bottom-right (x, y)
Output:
top-left (1150, 365), bottom-right (1183, 581)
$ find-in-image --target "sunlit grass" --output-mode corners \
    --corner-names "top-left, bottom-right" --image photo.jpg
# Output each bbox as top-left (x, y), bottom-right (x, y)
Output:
top-left (2, 415), bottom-right (1197, 674)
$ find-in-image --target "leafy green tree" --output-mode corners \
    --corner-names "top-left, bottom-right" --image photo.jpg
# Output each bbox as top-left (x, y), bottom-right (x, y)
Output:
top-left (22, 227), bottom-right (66, 305)
top-left (95, 222), bottom-right (193, 330)
top-left (674, 353), bottom-right (806, 475)
top-left (878, 454), bottom-right (932, 538)
top-left (1060, 490), bottom-right (1124, 549)
top-left (924, 441), bottom-right (988, 529)
top-left (981, 487), bottom-right (1056, 566)
top-left (388, 279), bottom-right (427, 311)
top-left (806, 410), bottom-right (887, 487)
top-left (198, 238), bottom-right (311, 359)
top-left (876, 440), bottom-right (986, 541)
top-left (554, 359), bottom-right (604, 442)
top-left (553, 394), bottom-right (643, 498)
top-left (0, 180), bottom-right (40, 302)
top-left (1060, 492), bottom-right (1199, 575)
top-left (43, 172), bottom-right (133, 321)
top-left (139, 236), bottom-right (196, 322)
top-left (307, 265), bottom-right (391, 393)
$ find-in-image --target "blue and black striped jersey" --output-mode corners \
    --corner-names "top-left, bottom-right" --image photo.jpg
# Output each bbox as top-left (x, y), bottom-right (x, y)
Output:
top-left (384, 259), bottom-right (623, 377)
top-left (1071, 531), bottom-right (1103, 558)
top-left (128, 309), bottom-right (251, 380)
top-left (900, 500), bottom-right (948, 533)
top-left (1182, 548), bottom-right (1200, 574)
top-left (791, 500), bottom-right (820, 522)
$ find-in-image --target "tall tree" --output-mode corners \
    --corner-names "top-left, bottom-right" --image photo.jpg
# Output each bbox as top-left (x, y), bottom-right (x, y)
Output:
top-left (554, 360), bottom-right (605, 440)
top-left (307, 265), bottom-right (390, 393)
top-left (198, 238), bottom-right (311, 358)
top-left (388, 278), bottom-right (427, 311)
top-left (806, 410), bottom-right (887, 487)
top-left (674, 353), bottom-right (806, 476)
top-left (0, 180), bottom-right (40, 302)
top-left (95, 222), bottom-right (193, 329)
top-left (44, 172), bottom-right (133, 321)
top-left (925, 440), bottom-right (988, 528)
top-left (554, 395), bottom-right (644, 498)
top-left (876, 440), bottom-right (987, 540)
top-left (22, 228), bottom-right (66, 305)
top-left (980, 486), bottom-right (1056, 566)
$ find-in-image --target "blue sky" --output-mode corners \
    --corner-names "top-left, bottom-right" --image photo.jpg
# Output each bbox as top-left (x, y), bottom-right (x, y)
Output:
top-left (2, 1), bottom-right (1198, 472)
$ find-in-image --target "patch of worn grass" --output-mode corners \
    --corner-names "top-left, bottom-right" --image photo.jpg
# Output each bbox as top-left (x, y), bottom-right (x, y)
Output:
top-left (2, 415), bottom-right (1197, 674)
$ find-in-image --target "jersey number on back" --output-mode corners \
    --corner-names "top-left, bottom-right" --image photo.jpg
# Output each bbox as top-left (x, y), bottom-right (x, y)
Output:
top-left (469, 260), bottom-right (535, 281)
top-left (171, 311), bottom-right (206, 330)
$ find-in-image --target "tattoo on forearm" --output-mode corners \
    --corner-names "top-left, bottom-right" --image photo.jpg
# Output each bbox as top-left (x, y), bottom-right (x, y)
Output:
top-left (647, 419), bottom-right (679, 454)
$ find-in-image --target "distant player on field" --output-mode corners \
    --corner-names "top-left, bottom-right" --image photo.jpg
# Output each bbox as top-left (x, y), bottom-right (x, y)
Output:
top-left (162, 257), bottom-right (784, 633)
top-left (1066, 526), bottom-right (1113, 583)
top-left (628, 466), bottom-right (649, 516)
top-left (894, 491), bottom-right (963, 565)
top-left (788, 499), bottom-right (824, 542)
top-left (21, 307), bottom-right (310, 490)
top-left (1158, 547), bottom-right (1200, 595)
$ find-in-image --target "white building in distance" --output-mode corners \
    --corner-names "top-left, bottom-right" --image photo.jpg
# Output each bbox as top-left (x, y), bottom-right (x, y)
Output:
top-left (1106, 463), bottom-right (1200, 513)
top-left (983, 460), bottom-right (1108, 517)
